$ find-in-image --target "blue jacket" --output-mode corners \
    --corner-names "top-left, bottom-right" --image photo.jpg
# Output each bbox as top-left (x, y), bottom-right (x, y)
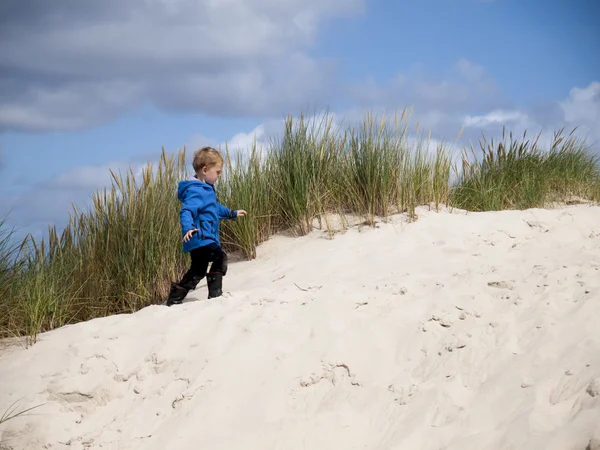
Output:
top-left (177, 177), bottom-right (237, 252)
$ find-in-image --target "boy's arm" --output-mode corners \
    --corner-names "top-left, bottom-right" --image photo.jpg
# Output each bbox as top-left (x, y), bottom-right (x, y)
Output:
top-left (217, 202), bottom-right (238, 220)
top-left (180, 194), bottom-right (203, 234)
top-left (180, 205), bottom-right (195, 235)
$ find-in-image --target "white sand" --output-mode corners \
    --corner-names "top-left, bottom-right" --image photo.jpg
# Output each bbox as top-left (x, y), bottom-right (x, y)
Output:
top-left (1, 204), bottom-right (600, 450)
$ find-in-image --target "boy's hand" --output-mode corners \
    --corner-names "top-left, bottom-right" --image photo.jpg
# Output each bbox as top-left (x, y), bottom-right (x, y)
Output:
top-left (183, 229), bottom-right (198, 242)
top-left (236, 210), bottom-right (247, 217)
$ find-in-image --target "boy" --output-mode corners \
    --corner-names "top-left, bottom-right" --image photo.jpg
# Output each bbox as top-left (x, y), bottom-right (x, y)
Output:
top-left (166, 146), bottom-right (247, 306)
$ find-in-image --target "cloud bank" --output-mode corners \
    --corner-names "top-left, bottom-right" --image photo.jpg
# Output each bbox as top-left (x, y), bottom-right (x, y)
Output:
top-left (0, 0), bottom-right (363, 132)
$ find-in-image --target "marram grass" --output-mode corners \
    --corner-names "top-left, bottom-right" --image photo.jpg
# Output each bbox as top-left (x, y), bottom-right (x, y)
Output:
top-left (451, 127), bottom-right (600, 211)
top-left (0, 110), bottom-right (598, 343)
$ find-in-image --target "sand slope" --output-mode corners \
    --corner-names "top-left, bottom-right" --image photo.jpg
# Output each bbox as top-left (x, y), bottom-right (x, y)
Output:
top-left (1, 205), bottom-right (600, 450)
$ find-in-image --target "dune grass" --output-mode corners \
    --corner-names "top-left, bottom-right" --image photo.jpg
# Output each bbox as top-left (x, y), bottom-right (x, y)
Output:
top-left (0, 400), bottom-right (44, 426)
top-left (0, 110), bottom-right (598, 343)
top-left (0, 215), bottom-right (19, 303)
top-left (451, 127), bottom-right (600, 211)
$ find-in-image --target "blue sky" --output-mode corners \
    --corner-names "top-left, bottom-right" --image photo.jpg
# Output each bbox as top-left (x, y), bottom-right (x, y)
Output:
top-left (1, 0), bottom-right (599, 243)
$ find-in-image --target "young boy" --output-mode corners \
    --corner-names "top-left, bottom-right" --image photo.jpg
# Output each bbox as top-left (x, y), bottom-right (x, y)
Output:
top-left (166, 146), bottom-right (247, 306)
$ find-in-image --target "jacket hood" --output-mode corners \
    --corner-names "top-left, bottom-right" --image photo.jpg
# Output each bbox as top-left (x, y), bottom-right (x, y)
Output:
top-left (177, 177), bottom-right (214, 201)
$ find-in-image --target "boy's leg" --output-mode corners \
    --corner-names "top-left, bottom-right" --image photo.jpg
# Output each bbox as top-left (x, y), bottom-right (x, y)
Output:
top-left (207, 244), bottom-right (228, 276)
top-left (179, 248), bottom-right (211, 290)
top-left (205, 244), bottom-right (228, 299)
top-left (166, 248), bottom-right (210, 306)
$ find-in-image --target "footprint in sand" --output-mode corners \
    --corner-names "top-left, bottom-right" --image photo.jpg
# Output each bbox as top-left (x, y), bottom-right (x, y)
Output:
top-left (525, 220), bottom-right (550, 233)
top-left (386, 383), bottom-right (418, 406)
top-left (548, 372), bottom-right (587, 405)
top-left (46, 386), bottom-right (113, 415)
top-left (587, 378), bottom-right (600, 398)
top-left (299, 363), bottom-right (361, 388)
top-left (459, 312), bottom-right (468, 320)
top-left (527, 371), bottom-right (600, 435)
top-left (170, 380), bottom-right (209, 411)
top-left (443, 333), bottom-right (469, 352)
top-left (422, 313), bottom-right (454, 331)
top-left (587, 438), bottom-right (600, 450)
top-left (490, 290), bottom-right (522, 306)
top-left (250, 297), bottom-right (277, 306)
top-left (454, 302), bottom-right (481, 320)
top-left (487, 280), bottom-right (516, 290)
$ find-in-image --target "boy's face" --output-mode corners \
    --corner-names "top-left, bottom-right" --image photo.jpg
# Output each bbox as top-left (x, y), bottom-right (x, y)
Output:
top-left (202, 163), bottom-right (222, 185)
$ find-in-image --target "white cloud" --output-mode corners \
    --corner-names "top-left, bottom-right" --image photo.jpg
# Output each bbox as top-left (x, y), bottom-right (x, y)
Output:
top-left (459, 81), bottom-right (600, 152)
top-left (559, 82), bottom-right (600, 133)
top-left (225, 125), bottom-right (267, 152)
top-left (0, 0), bottom-right (364, 132)
top-left (1, 153), bottom-right (158, 245)
top-left (344, 58), bottom-right (512, 142)
top-left (47, 160), bottom-right (152, 192)
top-left (463, 110), bottom-right (531, 128)
top-left (341, 58), bottom-right (598, 154)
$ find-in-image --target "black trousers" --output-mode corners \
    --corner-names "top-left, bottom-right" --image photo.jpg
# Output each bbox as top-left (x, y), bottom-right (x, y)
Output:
top-left (177, 243), bottom-right (228, 291)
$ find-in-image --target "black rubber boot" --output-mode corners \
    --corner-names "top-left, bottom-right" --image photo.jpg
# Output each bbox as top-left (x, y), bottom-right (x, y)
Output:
top-left (206, 273), bottom-right (223, 299)
top-left (166, 282), bottom-right (189, 306)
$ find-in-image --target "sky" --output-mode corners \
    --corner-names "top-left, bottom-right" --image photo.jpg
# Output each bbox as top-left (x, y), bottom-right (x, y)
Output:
top-left (1, 0), bottom-right (599, 243)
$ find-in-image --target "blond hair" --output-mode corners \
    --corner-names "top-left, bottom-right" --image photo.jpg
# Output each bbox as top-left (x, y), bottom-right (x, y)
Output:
top-left (192, 146), bottom-right (223, 172)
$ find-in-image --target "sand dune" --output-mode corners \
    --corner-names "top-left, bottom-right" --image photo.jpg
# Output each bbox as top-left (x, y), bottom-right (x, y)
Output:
top-left (1, 204), bottom-right (600, 450)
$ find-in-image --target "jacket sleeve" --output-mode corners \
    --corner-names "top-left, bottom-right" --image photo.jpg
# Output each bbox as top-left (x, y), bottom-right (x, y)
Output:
top-left (180, 193), bottom-right (203, 235)
top-left (217, 203), bottom-right (238, 220)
